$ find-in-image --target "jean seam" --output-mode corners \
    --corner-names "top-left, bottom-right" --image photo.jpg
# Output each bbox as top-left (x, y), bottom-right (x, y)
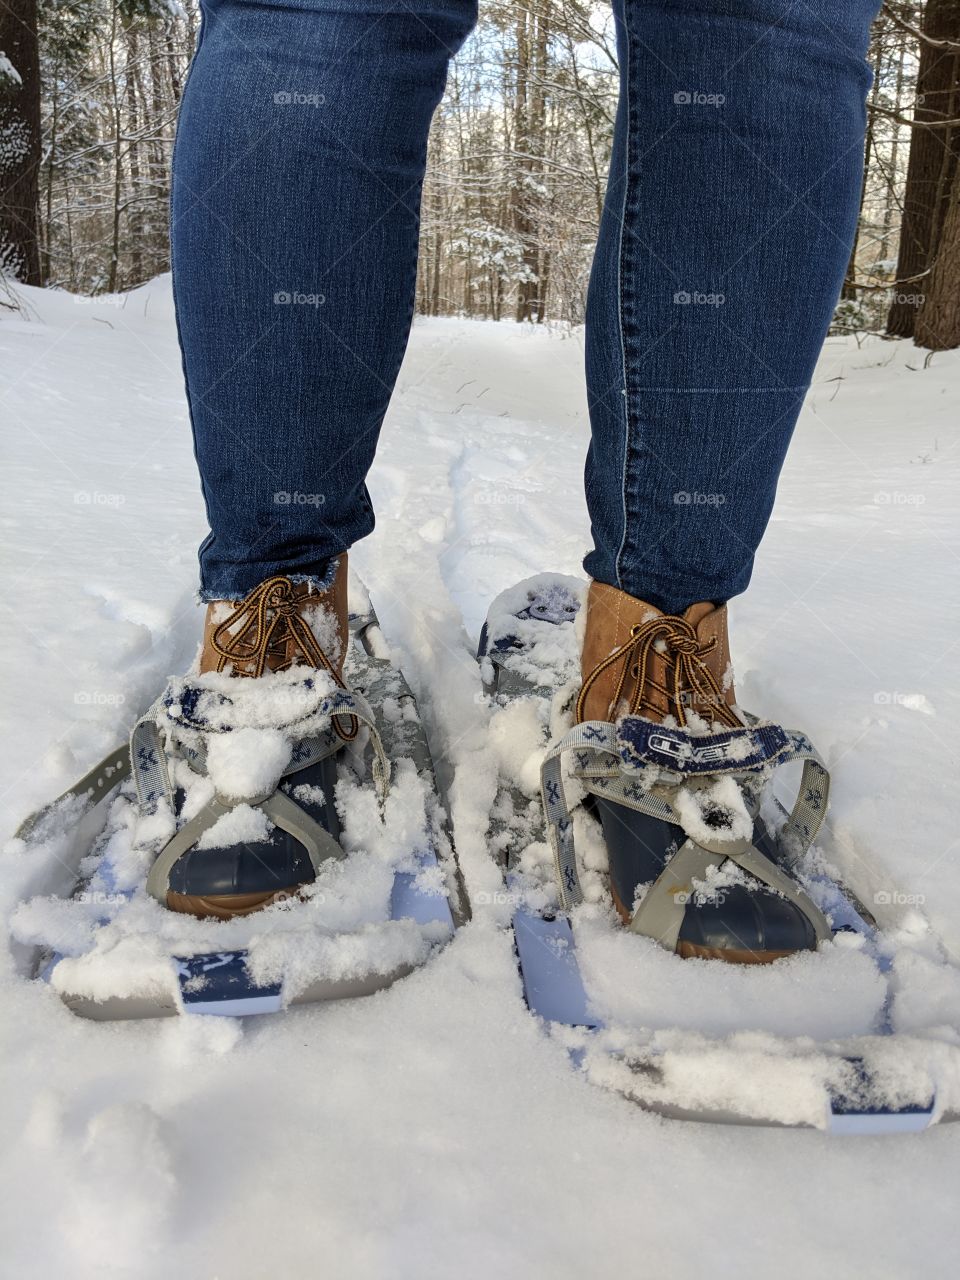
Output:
top-left (171, 7), bottom-right (214, 587)
top-left (613, 12), bottom-right (633, 594)
top-left (630, 386), bottom-right (809, 394)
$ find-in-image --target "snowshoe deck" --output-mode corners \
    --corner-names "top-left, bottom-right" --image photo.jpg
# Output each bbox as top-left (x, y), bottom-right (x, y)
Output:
top-left (14, 580), bottom-right (465, 1020)
top-left (478, 574), bottom-right (958, 1133)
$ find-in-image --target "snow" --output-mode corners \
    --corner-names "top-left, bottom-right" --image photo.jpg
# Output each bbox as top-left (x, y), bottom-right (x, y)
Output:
top-left (574, 914), bottom-right (886, 1040)
top-left (2, 277), bottom-right (960, 1277)
top-left (0, 52), bottom-right (22, 86)
top-left (203, 727), bottom-right (292, 802)
top-left (672, 774), bottom-right (754, 844)
top-left (194, 802), bottom-right (273, 849)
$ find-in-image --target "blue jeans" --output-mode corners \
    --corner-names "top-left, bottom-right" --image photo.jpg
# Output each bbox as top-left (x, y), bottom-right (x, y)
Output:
top-left (172, 0), bottom-right (879, 612)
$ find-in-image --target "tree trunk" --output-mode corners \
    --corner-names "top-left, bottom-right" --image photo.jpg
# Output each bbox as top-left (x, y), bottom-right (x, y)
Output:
top-left (0, 0), bottom-right (42, 284)
top-left (125, 23), bottom-right (145, 285)
top-left (107, 2), bottom-right (124, 292)
top-left (915, 162), bottom-right (960, 347)
top-left (879, 28), bottom-right (910, 262)
top-left (842, 24), bottom-right (882, 299)
top-left (514, 0), bottom-right (549, 322)
top-left (887, 0), bottom-right (960, 337)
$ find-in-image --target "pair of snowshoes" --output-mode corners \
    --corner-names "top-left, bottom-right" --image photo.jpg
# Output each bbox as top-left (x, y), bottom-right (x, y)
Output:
top-left (10, 573), bottom-right (959, 1131)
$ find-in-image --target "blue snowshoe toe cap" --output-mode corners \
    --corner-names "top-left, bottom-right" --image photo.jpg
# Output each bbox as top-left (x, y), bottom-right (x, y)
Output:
top-left (165, 756), bottom-right (342, 919)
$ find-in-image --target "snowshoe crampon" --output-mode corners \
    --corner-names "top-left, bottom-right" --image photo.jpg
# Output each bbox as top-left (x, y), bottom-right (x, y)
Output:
top-left (11, 577), bottom-right (466, 1020)
top-left (479, 574), bottom-right (960, 1133)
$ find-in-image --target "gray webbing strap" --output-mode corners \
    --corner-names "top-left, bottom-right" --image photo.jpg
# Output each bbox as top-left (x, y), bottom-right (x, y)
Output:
top-left (15, 744), bottom-right (131, 842)
top-left (145, 787), bottom-right (347, 902)
top-left (131, 697), bottom-right (174, 815)
top-left (540, 715), bottom-right (832, 921)
top-left (171, 727), bottom-right (339, 783)
top-left (540, 721), bottom-right (619, 908)
top-left (627, 834), bottom-right (833, 949)
top-left (749, 722), bottom-right (831, 865)
top-left (626, 838), bottom-right (729, 950)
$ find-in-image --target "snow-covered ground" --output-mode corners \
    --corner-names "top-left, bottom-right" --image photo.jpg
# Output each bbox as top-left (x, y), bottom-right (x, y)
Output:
top-left (1, 278), bottom-right (959, 1278)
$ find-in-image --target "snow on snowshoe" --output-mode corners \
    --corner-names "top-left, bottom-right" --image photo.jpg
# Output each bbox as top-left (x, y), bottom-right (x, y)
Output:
top-left (10, 569), bottom-right (466, 1019)
top-left (477, 574), bottom-right (960, 1133)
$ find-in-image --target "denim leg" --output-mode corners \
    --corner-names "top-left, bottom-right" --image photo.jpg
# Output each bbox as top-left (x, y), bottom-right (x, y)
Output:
top-left (583, 0), bottom-right (881, 614)
top-left (172, 0), bottom-right (477, 600)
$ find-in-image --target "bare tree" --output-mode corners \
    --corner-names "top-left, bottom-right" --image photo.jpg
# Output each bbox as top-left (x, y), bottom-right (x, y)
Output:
top-left (1, 0), bottom-right (43, 283)
top-left (886, 0), bottom-right (960, 338)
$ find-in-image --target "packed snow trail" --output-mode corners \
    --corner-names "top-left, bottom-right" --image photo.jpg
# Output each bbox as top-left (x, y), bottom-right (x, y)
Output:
top-left (2, 279), bottom-right (960, 1278)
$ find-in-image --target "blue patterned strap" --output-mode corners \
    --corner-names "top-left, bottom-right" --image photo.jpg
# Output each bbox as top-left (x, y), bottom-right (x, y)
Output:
top-left (617, 717), bottom-right (791, 776)
top-left (614, 712), bottom-right (831, 867)
top-left (131, 686), bottom-right (390, 816)
top-left (540, 715), bottom-right (831, 912)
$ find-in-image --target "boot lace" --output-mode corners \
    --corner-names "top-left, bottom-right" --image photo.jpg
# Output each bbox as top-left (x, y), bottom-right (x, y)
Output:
top-left (576, 614), bottom-right (741, 729)
top-left (210, 575), bottom-right (357, 740)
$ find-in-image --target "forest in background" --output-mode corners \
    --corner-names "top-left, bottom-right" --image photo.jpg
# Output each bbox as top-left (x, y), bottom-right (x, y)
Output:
top-left (1, 0), bottom-right (959, 348)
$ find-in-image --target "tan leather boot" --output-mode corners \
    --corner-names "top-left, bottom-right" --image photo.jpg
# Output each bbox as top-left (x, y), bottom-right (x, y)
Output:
top-left (200, 555), bottom-right (349, 680)
top-left (576, 579), bottom-right (739, 729)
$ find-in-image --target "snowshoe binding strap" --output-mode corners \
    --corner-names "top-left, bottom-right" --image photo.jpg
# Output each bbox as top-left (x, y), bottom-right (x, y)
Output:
top-left (616, 718), bottom-right (792, 777)
top-left (14, 744), bottom-right (131, 842)
top-left (144, 786), bottom-right (346, 904)
top-left (132, 679), bottom-right (391, 905)
top-left (539, 714), bottom-right (832, 947)
top-left (130, 683), bottom-right (390, 817)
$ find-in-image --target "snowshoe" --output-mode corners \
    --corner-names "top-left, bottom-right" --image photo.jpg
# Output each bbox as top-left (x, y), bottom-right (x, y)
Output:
top-left (477, 574), bottom-right (960, 1132)
top-left (11, 573), bottom-right (466, 1019)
